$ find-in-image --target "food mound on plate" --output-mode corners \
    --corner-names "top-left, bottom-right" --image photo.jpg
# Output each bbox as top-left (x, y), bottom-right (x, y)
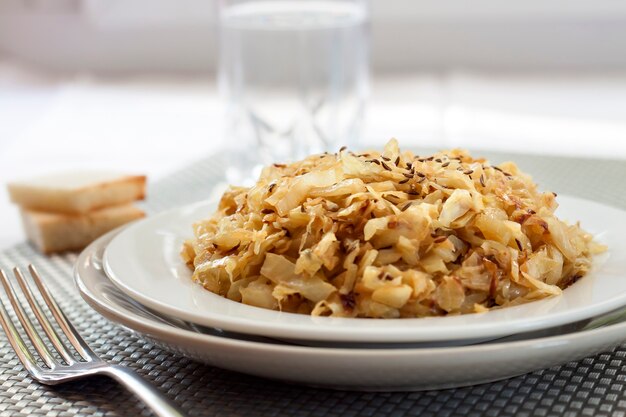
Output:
top-left (181, 139), bottom-right (605, 318)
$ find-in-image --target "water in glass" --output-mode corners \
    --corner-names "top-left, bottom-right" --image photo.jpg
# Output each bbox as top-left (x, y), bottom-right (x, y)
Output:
top-left (218, 0), bottom-right (369, 175)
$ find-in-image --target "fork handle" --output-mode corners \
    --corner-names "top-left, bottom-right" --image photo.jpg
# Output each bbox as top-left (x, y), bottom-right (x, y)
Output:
top-left (102, 365), bottom-right (187, 417)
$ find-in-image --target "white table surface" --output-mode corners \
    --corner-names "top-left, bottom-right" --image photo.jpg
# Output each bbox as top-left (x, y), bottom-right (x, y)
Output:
top-left (2, 62), bottom-right (626, 250)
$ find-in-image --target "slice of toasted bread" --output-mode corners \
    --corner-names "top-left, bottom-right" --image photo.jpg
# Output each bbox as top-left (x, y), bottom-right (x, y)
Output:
top-left (21, 204), bottom-right (145, 254)
top-left (8, 171), bottom-right (146, 214)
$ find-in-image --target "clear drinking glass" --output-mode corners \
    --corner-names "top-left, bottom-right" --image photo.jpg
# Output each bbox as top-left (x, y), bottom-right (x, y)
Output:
top-left (217, 0), bottom-right (369, 181)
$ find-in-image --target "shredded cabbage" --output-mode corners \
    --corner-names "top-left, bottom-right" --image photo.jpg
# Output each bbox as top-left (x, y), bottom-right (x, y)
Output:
top-left (182, 139), bottom-right (606, 317)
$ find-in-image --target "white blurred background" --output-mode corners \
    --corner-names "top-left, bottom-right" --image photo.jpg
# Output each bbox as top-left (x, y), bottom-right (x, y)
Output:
top-left (1, 0), bottom-right (626, 247)
top-left (4, 0), bottom-right (626, 72)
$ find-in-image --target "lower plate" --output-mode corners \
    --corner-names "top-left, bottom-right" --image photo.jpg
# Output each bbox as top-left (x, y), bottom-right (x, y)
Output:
top-left (75, 228), bottom-right (626, 391)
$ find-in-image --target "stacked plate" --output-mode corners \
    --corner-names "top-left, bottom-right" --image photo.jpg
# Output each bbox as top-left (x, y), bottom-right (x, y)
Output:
top-left (74, 195), bottom-right (626, 391)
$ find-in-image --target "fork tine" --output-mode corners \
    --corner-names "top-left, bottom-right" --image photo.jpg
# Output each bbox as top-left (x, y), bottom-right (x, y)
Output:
top-left (27, 265), bottom-right (96, 361)
top-left (0, 286), bottom-right (40, 377)
top-left (0, 269), bottom-right (56, 369)
top-left (13, 268), bottom-right (76, 365)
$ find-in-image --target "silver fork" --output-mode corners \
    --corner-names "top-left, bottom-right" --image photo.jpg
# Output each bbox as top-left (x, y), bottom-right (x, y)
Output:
top-left (0, 265), bottom-right (186, 417)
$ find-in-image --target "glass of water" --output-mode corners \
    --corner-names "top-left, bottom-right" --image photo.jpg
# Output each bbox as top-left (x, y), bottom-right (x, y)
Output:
top-left (217, 0), bottom-right (369, 179)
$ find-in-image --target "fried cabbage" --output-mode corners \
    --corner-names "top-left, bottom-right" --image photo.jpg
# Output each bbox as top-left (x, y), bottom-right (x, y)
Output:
top-left (181, 139), bottom-right (605, 318)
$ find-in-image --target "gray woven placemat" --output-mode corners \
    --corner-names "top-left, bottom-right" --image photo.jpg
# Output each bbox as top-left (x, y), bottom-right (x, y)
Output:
top-left (1, 149), bottom-right (625, 417)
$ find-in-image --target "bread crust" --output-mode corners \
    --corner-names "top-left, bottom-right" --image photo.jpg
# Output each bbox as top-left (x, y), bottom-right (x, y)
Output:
top-left (8, 174), bottom-right (147, 214)
top-left (20, 204), bottom-right (145, 254)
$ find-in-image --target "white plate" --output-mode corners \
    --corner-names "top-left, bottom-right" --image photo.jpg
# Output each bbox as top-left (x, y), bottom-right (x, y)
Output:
top-left (103, 195), bottom-right (626, 343)
top-left (79, 229), bottom-right (626, 391)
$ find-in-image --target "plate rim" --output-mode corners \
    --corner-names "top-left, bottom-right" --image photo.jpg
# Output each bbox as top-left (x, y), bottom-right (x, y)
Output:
top-left (102, 194), bottom-right (626, 343)
top-left (76, 228), bottom-right (626, 391)
top-left (77, 228), bottom-right (626, 358)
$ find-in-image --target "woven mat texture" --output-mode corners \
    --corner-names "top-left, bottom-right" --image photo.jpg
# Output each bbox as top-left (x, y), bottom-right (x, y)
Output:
top-left (0, 150), bottom-right (625, 417)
